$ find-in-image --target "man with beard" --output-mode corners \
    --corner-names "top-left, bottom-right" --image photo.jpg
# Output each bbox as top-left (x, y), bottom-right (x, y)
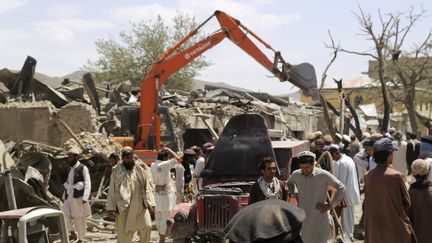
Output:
top-left (287, 151), bottom-right (346, 243)
top-left (181, 148), bottom-right (196, 202)
top-left (406, 132), bottom-right (420, 175)
top-left (353, 139), bottom-right (374, 184)
top-left (249, 156), bottom-right (287, 204)
top-left (348, 135), bottom-right (360, 159)
top-left (313, 138), bottom-right (325, 159)
top-left (191, 146), bottom-right (205, 194)
top-left (107, 148), bottom-right (155, 243)
top-left (109, 152), bottom-right (120, 167)
top-left (62, 148), bottom-right (91, 242)
top-left (353, 139), bottom-right (374, 238)
top-left (314, 138), bottom-right (333, 172)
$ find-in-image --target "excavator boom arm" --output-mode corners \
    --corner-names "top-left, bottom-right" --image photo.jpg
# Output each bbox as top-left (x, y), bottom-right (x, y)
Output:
top-left (136, 31), bottom-right (226, 148)
top-left (136, 10), bottom-right (317, 150)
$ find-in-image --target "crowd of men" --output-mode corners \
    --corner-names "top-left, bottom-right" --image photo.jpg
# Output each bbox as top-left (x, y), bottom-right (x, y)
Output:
top-left (61, 143), bottom-right (215, 243)
top-left (60, 128), bottom-right (432, 243)
top-left (298, 129), bottom-right (432, 243)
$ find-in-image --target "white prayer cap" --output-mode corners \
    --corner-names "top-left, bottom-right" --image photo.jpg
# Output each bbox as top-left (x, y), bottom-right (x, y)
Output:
top-left (297, 151), bottom-right (316, 160)
top-left (306, 133), bottom-right (315, 140)
top-left (329, 144), bottom-right (340, 151)
top-left (68, 147), bottom-right (81, 155)
top-left (411, 159), bottom-right (430, 176)
top-left (388, 127), bottom-right (396, 133)
top-left (323, 135), bottom-right (333, 143)
top-left (314, 131), bottom-right (323, 138)
top-left (335, 133), bottom-right (342, 140)
top-left (342, 134), bottom-right (351, 143)
top-left (371, 133), bottom-right (383, 141)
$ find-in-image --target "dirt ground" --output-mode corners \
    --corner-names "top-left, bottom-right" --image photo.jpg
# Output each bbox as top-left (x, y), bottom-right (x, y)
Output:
top-left (80, 199), bottom-right (366, 243)
top-left (82, 230), bottom-right (172, 243)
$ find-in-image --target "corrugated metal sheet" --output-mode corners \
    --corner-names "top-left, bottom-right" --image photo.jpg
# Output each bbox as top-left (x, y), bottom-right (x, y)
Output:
top-left (359, 103), bottom-right (378, 117)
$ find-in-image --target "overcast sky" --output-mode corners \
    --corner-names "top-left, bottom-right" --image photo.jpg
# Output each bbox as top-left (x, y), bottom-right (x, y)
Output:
top-left (1, 0), bottom-right (431, 95)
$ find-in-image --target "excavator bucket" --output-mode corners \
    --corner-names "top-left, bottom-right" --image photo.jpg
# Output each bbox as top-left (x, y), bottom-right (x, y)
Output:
top-left (286, 63), bottom-right (319, 102)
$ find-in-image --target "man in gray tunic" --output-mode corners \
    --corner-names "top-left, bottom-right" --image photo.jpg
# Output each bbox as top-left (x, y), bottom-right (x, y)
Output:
top-left (287, 151), bottom-right (346, 243)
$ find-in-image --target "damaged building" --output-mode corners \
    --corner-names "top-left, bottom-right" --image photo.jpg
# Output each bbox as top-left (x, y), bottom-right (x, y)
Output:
top-left (1, 60), bottom-right (324, 149)
top-left (0, 56), bottom-right (324, 240)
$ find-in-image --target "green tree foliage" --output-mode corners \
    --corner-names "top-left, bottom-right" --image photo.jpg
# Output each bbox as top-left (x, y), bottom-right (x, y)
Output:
top-left (85, 12), bottom-right (211, 91)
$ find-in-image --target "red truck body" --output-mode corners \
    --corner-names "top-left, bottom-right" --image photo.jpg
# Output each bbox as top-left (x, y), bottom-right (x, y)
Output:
top-left (168, 114), bottom-right (308, 240)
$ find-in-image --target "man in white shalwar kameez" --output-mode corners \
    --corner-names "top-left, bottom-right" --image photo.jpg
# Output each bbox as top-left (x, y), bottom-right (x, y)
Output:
top-left (107, 148), bottom-right (155, 243)
top-left (62, 148), bottom-right (91, 242)
top-left (287, 151), bottom-right (346, 243)
top-left (175, 164), bottom-right (185, 203)
top-left (151, 147), bottom-right (182, 243)
top-left (392, 132), bottom-right (408, 181)
top-left (330, 145), bottom-right (360, 241)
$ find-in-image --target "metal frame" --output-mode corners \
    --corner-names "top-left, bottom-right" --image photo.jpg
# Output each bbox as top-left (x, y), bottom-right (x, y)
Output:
top-left (18, 208), bottom-right (69, 243)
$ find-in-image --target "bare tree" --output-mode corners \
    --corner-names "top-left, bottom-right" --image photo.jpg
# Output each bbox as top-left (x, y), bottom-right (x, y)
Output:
top-left (344, 91), bottom-right (363, 139)
top-left (335, 6), bottom-right (432, 133)
top-left (387, 7), bottom-right (432, 132)
top-left (334, 7), bottom-right (398, 133)
top-left (319, 31), bottom-right (338, 138)
top-left (321, 32), bottom-right (363, 139)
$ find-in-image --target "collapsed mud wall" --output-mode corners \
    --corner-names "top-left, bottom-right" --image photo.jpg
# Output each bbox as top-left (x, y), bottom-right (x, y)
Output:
top-left (0, 101), bottom-right (56, 144)
top-left (0, 101), bottom-right (98, 146)
top-left (57, 101), bottom-right (99, 145)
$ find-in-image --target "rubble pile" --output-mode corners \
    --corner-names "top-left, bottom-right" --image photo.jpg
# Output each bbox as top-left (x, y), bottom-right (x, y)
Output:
top-left (0, 56), bottom-right (324, 147)
top-left (0, 101), bottom-right (98, 146)
top-left (0, 56), bottom-right (325, 224)
top-left (160, 86), bottom-right (323, 146)
top-left (0, 133), bottom-right (120, 210)
top-left (57, 102), bottom-right (99, 144)
top-left (64, 132), bottom-right (123, 157)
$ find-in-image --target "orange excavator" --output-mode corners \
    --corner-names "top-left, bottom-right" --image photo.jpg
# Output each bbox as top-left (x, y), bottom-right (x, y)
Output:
top-left (113, 10), bottom-right (318, 163)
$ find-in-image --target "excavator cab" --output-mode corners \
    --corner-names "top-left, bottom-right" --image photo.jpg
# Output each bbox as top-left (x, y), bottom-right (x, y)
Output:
top-left (119, 105), bottom-right (177, 149)
top-left (113, 105), bottom-right (178, 164)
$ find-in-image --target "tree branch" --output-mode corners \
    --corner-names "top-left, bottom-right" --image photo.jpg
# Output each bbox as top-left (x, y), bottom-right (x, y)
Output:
top-left (336, 47), bottom-right (378, 59)
top-left (321, 31), bottom-right (339, 90)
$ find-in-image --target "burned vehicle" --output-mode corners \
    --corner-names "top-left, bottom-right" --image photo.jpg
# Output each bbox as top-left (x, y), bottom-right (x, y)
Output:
top-left (168, 114), bottom-right (309, 242)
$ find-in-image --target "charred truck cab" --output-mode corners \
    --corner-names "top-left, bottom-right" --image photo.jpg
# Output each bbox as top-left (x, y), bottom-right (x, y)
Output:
top-left (168, 114), bottom-right (309, 241)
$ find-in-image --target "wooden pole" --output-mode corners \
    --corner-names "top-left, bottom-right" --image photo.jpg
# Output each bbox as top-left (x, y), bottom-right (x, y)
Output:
top-left (58, 119), bottom-right (86, 152)
top-left (2, 152), bottom-right (17, 210)
top-left (195, 107), bottom-right (219, 140)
